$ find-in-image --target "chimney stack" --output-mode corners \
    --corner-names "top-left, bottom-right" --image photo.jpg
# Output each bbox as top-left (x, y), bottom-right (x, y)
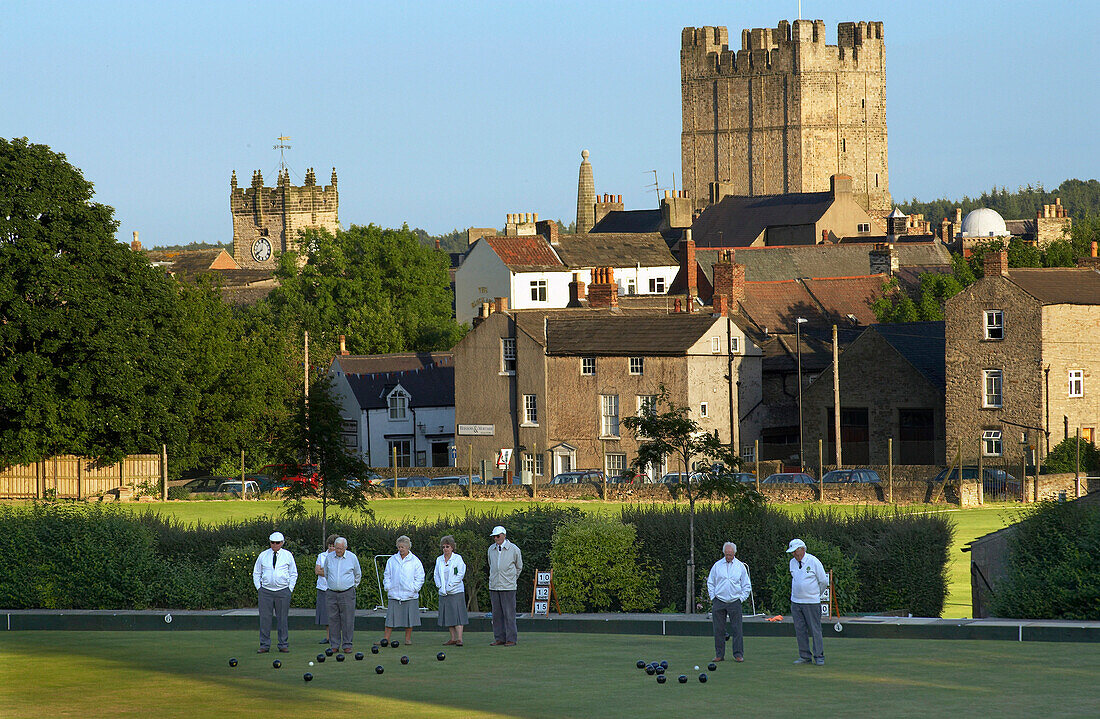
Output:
top-left (130, 231), bottom-right (141, 252)
top-left (869, 243), bottom-right (899, 277)
top-left (829, 174), bottom-right (853, 197)
top-left (588, 267), bottom-right (618, 309)
top-left (536, 219), bottom-right (559, 245)
top-left (568, 272), bottom-right (587, 306)
top-left (339, 335), bottom-right (349, 356)
top-left (494, 297), bottom-right (509, 314)
top-left (711, 249), bottom-right (745, 310)
top-left (983, 249), bottom-right (1009, 278)
top-left (682, 229), bottom-right (697, 298)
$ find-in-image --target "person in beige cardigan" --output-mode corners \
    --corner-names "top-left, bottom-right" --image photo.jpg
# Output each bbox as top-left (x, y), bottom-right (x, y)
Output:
top-left (487, 525), bottom-right (522, 646)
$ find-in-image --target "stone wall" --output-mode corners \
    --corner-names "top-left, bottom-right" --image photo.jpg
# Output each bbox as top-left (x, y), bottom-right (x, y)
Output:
top-left (1023, 472), bottom-right (1100, 502)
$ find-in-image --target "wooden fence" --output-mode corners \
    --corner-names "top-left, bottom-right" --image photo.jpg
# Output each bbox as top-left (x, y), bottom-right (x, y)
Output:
top-left (0, 454), bottom-right (164, 499)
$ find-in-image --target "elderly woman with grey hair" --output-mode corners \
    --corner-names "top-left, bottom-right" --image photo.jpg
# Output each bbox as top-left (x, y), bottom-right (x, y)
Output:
top-left (382, 534), bottom-right (425, 646)
top-left (433, 535), bottom-right (468, 646)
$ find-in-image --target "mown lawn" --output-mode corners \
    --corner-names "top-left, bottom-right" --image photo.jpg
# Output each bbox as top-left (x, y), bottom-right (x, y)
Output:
top-left (109, 498), bottom-right (1025, 618)
top-left (0, 630), bottom-right (1094, 718)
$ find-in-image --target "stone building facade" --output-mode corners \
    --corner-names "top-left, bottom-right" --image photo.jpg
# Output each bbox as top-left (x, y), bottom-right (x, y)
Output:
top-left (945, 251), bottom-right (1100, 466)
top-left (230, 167), bottom-right (339, 269)
top-left (681, 19), bottom-right (890, 213)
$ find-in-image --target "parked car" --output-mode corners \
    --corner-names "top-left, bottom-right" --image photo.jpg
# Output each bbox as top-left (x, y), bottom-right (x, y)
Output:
top-left (728, 472), bottom-right (758, 483)
top-left (181, 476), bottom-right (233, 494)
top-left (932, 466), bottom-right (1020, 496)
top-left (761, 472), bottom-right (817, 484)
top-left (215, 480), bottom-right (259, 497)
top-left (379, 475), bottom-right (431, 488)
top-left (550, 469), bottom-right (604, 485)
top-left (259, 463), bottom-right (320, 490)
top-left (428, 475), bottom-right (469, 487)
top-left (822, 469), bottom-right (881, 484)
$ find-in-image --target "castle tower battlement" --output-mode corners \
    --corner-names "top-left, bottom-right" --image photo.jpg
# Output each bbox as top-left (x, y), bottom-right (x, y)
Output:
top-left (682, 19), bottom-right (889, 213)
top-left (230, 167), bottom-right (339, 268)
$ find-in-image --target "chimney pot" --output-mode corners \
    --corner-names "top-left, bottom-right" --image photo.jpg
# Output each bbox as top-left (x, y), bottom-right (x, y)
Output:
top-left (1092, 240), bottom-right (1098, 259)
top-left (339, 335), bottom-right (349, 355)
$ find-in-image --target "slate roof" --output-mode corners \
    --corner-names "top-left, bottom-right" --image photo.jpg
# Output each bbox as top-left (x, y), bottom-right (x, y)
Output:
top-left (144, 249), bottom-right (239, 274)
top-left (691, 192), bottom-right (835, 247)
top-left (1004, 219), bottom-right (1036, 237)
top-left (590, 209), bottom-right (663, 234)
top-left (693, 243), bottom-right (951, 284)
top-left (545, 314), bottom-right (721, 356)
top-left (1006, 268), bottom-right (1100, 305)
top-left (483, 236), bottom-right (563, 271)
top-left (553, 232), bottom-right (677, 268)
top-left (334, 352), bottom-right (454, 410)
top-left (868, 321), bottom-right (946, 390)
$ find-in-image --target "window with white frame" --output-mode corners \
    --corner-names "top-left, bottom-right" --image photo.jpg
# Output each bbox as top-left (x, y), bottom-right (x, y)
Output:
top-left (626, 279), bottom-right (636, 295)
top-left (523, 394), bottom-right (538, 424)
top-left (1069, 369), bottom-right (1084, 398)
top-left (636, 394), bottom-right (658, 416)
top-left (530, 279), bottom-right (547, 302)
top-left (605, 453), bottom-right (626, 478)
top-left (600, 394), bottom-right (620, 437)
top-left (984, 310), bottom-right (1004, 340)
top-left (388, 388), bottom-right (408, 420)
top-left (711, 336), bottom-right (720, 353)
top-left (741, 445), bottom-right (756, 462)
top-left (730, 336), bottom-right (739, 352)
top-left (522, 453), bottom-right (544, 476)
top-left (581, 357), bottom-right (595, 375)
top-left (857, 222), bottom-right (870, 233)
top-left (699, 402), bottom-right (709, 418)
top-left (982, 430), bottom-right (1003, 457)
top-left (983, 369), bottom-right (1002, 408)
top-left (501, 337), bottom-right (516, 374)
top-left (629, 357), bottom-right (644, 375)
top-left (648, 277), bottom-right (665, 293)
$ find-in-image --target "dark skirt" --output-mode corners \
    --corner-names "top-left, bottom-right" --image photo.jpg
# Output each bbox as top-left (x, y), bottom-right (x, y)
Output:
top-left (385, 598), bottom-right (421, 628)
top-left (437, 592), bottom-right (468, 627)
top-left (315, 589), bottom-right (328, 625)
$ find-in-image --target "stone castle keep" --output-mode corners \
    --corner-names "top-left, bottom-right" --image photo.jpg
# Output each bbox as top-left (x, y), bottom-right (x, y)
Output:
top-left (230, 167), bottom-right (340, 269)
top-left (682, 19), bottom-right (890, 213)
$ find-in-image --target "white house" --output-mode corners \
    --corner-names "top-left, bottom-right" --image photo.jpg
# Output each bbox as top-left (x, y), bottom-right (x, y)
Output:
top-left (328, 352), bottom-right (455, 468)
top-left (454, 221), bottom-right (680, 326)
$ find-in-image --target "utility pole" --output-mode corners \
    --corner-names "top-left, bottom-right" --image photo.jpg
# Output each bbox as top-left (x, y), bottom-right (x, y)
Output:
top-left (796, 317), bottom-right (808, 470)
top-left (832, 324), bottom-right (842, 468)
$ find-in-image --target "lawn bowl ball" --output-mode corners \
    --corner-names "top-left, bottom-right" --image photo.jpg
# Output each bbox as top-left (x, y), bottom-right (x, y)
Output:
top-left (355, 652), bottom-right (364, 661)
top-left (375, 665), bottom-right (385, 675)
top-left (272, 660), bottom-right (282, 669)
top-left (436, 652), bottom-right (446, 661)
top-left (645, 665), bottom-right (656, 676)
top-left (390, 640), bottom-right (400, 649)
top-left (316, 654), bottom-right (326, 663)
top-left (400, 656), bottom-right (409, 665)
top-left (371, 645), bottom-right (380, 654)
top-left (694, 665), bottom-right (700, 671)
top-left (677, 675), bottom-right (688, 684)
top-left (656, 675), bottom-right (667, 684)
top-left (698, 673), bottom-right (708, 683)
top-left (636, 660), bottom-right (646, 669)
top-left (228, 658), bottom-right (238, 668)
top-left (335, 654), bottom-right (345, 662)
top-left (708, 663), bottom-right (717, 672)
top-left (303, 672), bottom-right (313, 682)
top-left (325, 647), bottom-right (334, 657)
top-left (655, 666), bottom-right (665, 676)
top-left (659, 660), bottom-right (668, 669)
top-left (380, 639), bottom-right (389, 647)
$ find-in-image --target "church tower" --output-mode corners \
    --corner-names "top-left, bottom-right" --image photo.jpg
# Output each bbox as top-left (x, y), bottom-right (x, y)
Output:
top-left (230, 166), bottom-right (340, 269)
top-left (681, 20), bottom-right (890, 213)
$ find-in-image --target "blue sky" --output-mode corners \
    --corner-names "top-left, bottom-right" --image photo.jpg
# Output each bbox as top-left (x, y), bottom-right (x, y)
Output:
top-left (3, 1), bottom-right (1097, 245)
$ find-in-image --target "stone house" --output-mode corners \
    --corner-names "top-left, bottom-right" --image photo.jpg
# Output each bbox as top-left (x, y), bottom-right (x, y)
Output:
top-left (328, 349), bottom-right (455, 468)
top-left (801, 322), bottom-right (946, 467)
top-left (452, 297), bottom-right (763, 482)
top-left (945, 251), bottom-right (1100, 466)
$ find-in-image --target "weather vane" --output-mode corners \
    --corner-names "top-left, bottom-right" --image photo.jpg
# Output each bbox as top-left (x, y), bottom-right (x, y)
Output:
top-left (273, 135), bottom-right (292, 173)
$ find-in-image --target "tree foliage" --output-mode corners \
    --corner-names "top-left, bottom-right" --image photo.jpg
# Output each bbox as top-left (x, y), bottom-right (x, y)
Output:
top-left (898, 178), bottom-right (1100, 227)
top-left (1043, 437), bottom-right (1100, 474)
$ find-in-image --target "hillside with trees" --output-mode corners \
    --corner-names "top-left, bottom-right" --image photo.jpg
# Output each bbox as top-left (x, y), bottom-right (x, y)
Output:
top-left (898, 178), bottom-right (1100, 226)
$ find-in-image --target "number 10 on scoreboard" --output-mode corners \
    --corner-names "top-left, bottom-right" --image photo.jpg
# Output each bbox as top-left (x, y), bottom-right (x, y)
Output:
top-left (530, 569), bottom-right (561, 617)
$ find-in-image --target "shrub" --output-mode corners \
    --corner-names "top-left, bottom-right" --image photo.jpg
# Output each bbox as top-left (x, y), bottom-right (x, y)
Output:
top-left (1043, 437), bottom-right (1100, 474)
top-left (167, 486), bottom-right (190, 500)
top-left (549, 515), bottom-right (658, 612)
top-left (992, 500), bottom-right (1100, 620)
top-left (764, 536), bottom-right (860, 616)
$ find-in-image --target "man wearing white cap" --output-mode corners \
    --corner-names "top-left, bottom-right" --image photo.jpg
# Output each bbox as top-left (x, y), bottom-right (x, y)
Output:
top-left (253, 531), bottom-right (298, 653)
top-left (487, 525), bottom-right (522, 646)
top-left (785, 538), bottom-right (828, 665)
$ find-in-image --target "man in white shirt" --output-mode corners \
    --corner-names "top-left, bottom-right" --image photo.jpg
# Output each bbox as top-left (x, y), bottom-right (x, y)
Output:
top-left (786, 538), bottom-right (829, 665)
top-left (322, 536), bottom-right (362, 654)
top-left (252, 531), bottom-right (298, 653)
top-left (706, 541), bottom-right (752, 663)
top-left (487, 525), bottom-right (522, 646)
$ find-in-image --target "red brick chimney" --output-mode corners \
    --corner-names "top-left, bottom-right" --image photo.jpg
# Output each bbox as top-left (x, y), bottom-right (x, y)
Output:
top-left (568, 272), bottom-right (587, 306)
top-left (713, 294), bottom-right (728, 316)
top-left (983, 250), bottom-right (1009, 278)
top-left (682, 229), bottom-right (697, 298)
top-left (536, 219), bottom-right (559, 245)
top-left (494, 296), bottom-right (509, 313)
top-left (588, 267), bottom-right (618, 309)
top-left (711, 250), bottom-right (745, 310)
top-left (339, 335), bottom-right (349, 356)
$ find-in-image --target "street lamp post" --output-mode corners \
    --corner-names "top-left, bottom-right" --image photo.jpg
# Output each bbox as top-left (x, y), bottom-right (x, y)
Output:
top-left (796, 317), bottom-right (808, 471)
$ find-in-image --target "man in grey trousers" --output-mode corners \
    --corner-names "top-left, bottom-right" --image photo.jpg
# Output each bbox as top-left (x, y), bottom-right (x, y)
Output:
top-left (487, 525), bottom-right (522, 646)
top-left (253, 531), bottom-right (298, 653)
top-left (706, 541), bottom-right (751, 662)
top-left (322, 536), bottom-right (362, 654)
top-left (786, 538), bottom-right (829, 665)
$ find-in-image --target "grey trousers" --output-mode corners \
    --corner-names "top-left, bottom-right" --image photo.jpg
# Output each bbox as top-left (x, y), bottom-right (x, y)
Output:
top-left (792, 601), bottom-right (824, 661)
top-left (258, 586), bottom-right (292, 649)
top-left (490, 590), bottom-right (518, 643)
top-left (711, 598), bottom-right (743, 659)
top-left (326, 587), bottom-right (356, 650)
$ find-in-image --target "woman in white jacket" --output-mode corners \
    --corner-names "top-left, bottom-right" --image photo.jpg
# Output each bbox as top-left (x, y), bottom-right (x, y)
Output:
top-left (382, 535), bottom-right (425, 646)
top-left (433, 535), bottom-right (468, 646)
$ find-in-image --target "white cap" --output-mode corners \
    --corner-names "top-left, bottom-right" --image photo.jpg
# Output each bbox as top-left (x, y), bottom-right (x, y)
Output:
top-left (490, 525), bottom-right (507, 537)
top-left (269, 531), bottom-right (285, 542)
top-left (786, 538), bottom-right (805, 553)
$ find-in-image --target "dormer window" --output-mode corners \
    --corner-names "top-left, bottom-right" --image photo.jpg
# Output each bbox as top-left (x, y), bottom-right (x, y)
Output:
top-left (388, 388), bottom-right (409, 420)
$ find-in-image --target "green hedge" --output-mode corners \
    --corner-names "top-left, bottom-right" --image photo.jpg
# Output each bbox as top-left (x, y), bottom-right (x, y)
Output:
top-left (992, 500), bottom-right (1100, 620)
top-left (550, 515), bottom-right (658, 612)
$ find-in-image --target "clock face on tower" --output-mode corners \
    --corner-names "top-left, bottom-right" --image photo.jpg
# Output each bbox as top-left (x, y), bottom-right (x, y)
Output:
top-left (251, 237), bottom-right (272, 263)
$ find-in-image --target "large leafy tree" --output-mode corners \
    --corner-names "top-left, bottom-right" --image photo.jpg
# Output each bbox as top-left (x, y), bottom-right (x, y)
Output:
top-left (266, 224), bottom-right (465, 356)
top-left (0, 138), bottom-right (182, 465)
top-left (622, 389), bottom-right (760, 613)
